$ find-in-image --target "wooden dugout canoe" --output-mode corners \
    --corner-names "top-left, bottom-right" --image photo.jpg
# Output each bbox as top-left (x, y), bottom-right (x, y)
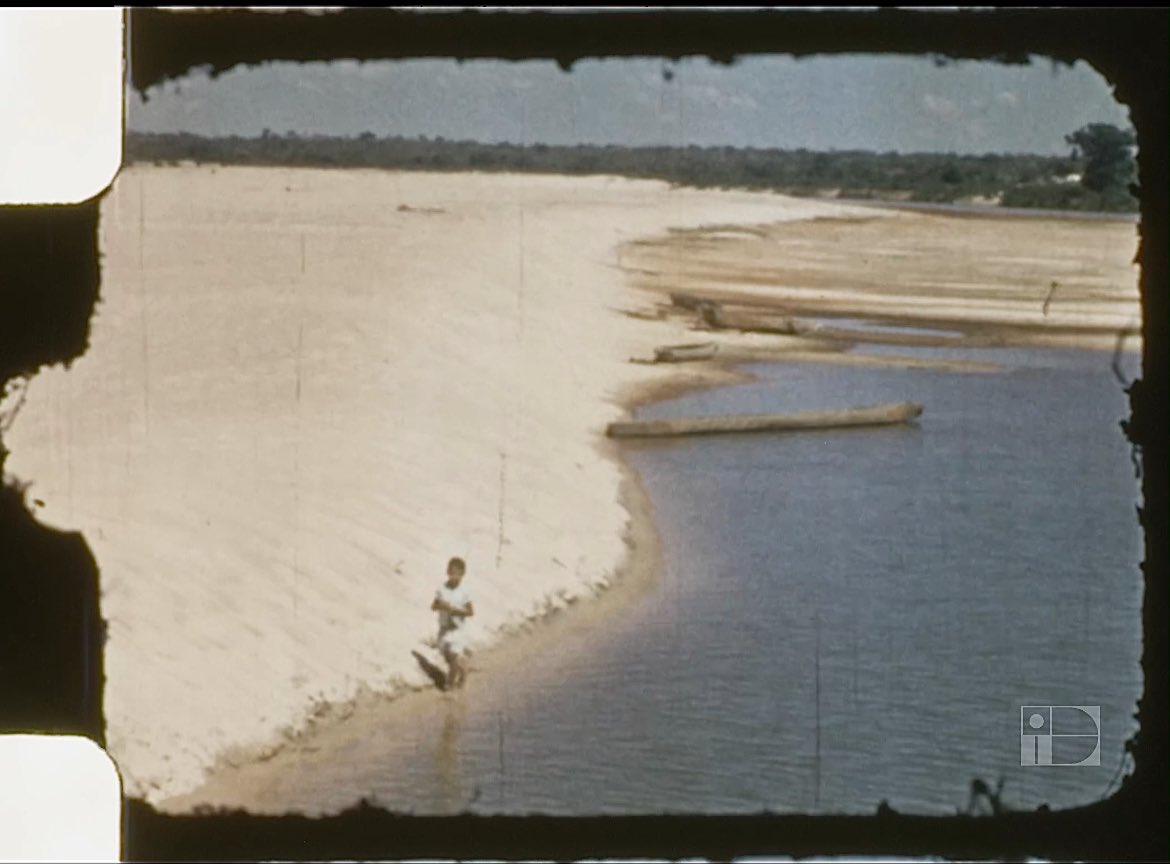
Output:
top-left (653, 342), bottom-right (719, 363)
top-left (606, 401), bottom-right (924, 439)
top-left (808, 325), bottom-right (966, 348)
top-left (700, 303), bottom-right (798, 335)
top-left (669, 291), bottom-right (707, 310)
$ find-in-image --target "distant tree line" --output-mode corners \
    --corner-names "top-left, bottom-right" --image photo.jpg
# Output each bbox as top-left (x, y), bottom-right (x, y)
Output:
top-left (124, 123), bottom-right (1138, 213)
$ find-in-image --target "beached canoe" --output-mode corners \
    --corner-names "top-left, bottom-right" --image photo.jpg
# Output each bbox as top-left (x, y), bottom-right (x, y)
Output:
top-left (700, 303), bottom-right (798, 335)
top-left (669, 291), bottom-right (708, 310)
top-left (803, 324), bottom-right (965, 348)
top-left (653, 342), bottom-right (719, 363)
top-left (606, 401), bottom-right (924, 439)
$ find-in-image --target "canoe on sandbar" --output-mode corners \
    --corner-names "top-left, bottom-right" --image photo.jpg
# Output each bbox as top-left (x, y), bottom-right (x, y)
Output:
top-left (653, 342), bottom-right (719, 363)
top-left (701, 304), bottom-right (798, 335)
top-left (606, 401), bottom-right (924, 439)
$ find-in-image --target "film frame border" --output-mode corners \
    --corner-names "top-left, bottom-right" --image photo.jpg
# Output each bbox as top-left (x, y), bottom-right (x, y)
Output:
top-left (4, 6), bottom-right (1165, 862)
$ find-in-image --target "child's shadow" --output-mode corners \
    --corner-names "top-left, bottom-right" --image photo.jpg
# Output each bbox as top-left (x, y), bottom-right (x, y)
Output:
top-left (411, 650), bottom-right (448, 691)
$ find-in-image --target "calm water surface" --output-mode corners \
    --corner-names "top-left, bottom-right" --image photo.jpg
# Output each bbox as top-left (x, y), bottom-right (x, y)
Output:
top-left (323, 345), bottom-right (1145, 816)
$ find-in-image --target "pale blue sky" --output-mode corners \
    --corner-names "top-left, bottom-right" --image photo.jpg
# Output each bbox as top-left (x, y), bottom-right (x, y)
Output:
top-left (128, 54), bottom-right (1130, 156)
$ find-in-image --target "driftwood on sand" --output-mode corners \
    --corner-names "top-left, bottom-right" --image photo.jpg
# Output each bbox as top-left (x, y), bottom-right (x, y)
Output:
top-left (606, 401), bottom-right (923, 439)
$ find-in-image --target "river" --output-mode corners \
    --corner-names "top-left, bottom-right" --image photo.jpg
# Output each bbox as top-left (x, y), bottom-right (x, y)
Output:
top-left (193, 343), bottom-right (1144, 817)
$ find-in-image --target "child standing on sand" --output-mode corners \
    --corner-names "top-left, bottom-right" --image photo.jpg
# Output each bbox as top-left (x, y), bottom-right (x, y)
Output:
top-left (431, 557), bottom-right (474, 689)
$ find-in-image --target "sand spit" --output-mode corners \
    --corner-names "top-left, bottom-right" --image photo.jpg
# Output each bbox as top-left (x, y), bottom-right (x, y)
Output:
top-left (624, 210), bottom-right (1141, 353)
top-left (3, 166), bottom-right (881, 803)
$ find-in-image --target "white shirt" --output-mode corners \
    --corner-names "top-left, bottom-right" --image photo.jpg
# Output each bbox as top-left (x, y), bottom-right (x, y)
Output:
top-left (435, 584), bottom-right (471, 637)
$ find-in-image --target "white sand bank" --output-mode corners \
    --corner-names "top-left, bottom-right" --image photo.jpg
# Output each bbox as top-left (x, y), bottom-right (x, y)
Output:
top-left (3, 166), bottom-right (876, 801)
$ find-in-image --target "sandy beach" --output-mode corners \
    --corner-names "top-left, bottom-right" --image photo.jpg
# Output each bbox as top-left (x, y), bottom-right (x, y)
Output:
top-left (2, 165), bottom-right (1139, 806)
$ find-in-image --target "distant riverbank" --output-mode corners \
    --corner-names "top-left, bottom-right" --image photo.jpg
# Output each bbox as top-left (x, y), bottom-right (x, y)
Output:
top-left (124, 130), bottom-right (1139, 216)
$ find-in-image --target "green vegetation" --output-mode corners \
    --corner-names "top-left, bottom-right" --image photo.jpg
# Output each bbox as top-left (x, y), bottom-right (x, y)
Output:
top-left (124, 123), bottom-right (1139, 214)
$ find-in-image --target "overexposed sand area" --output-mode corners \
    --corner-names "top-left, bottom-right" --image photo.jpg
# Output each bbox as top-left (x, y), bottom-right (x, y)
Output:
top-left (4, 166), bottom-right (885, 802)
